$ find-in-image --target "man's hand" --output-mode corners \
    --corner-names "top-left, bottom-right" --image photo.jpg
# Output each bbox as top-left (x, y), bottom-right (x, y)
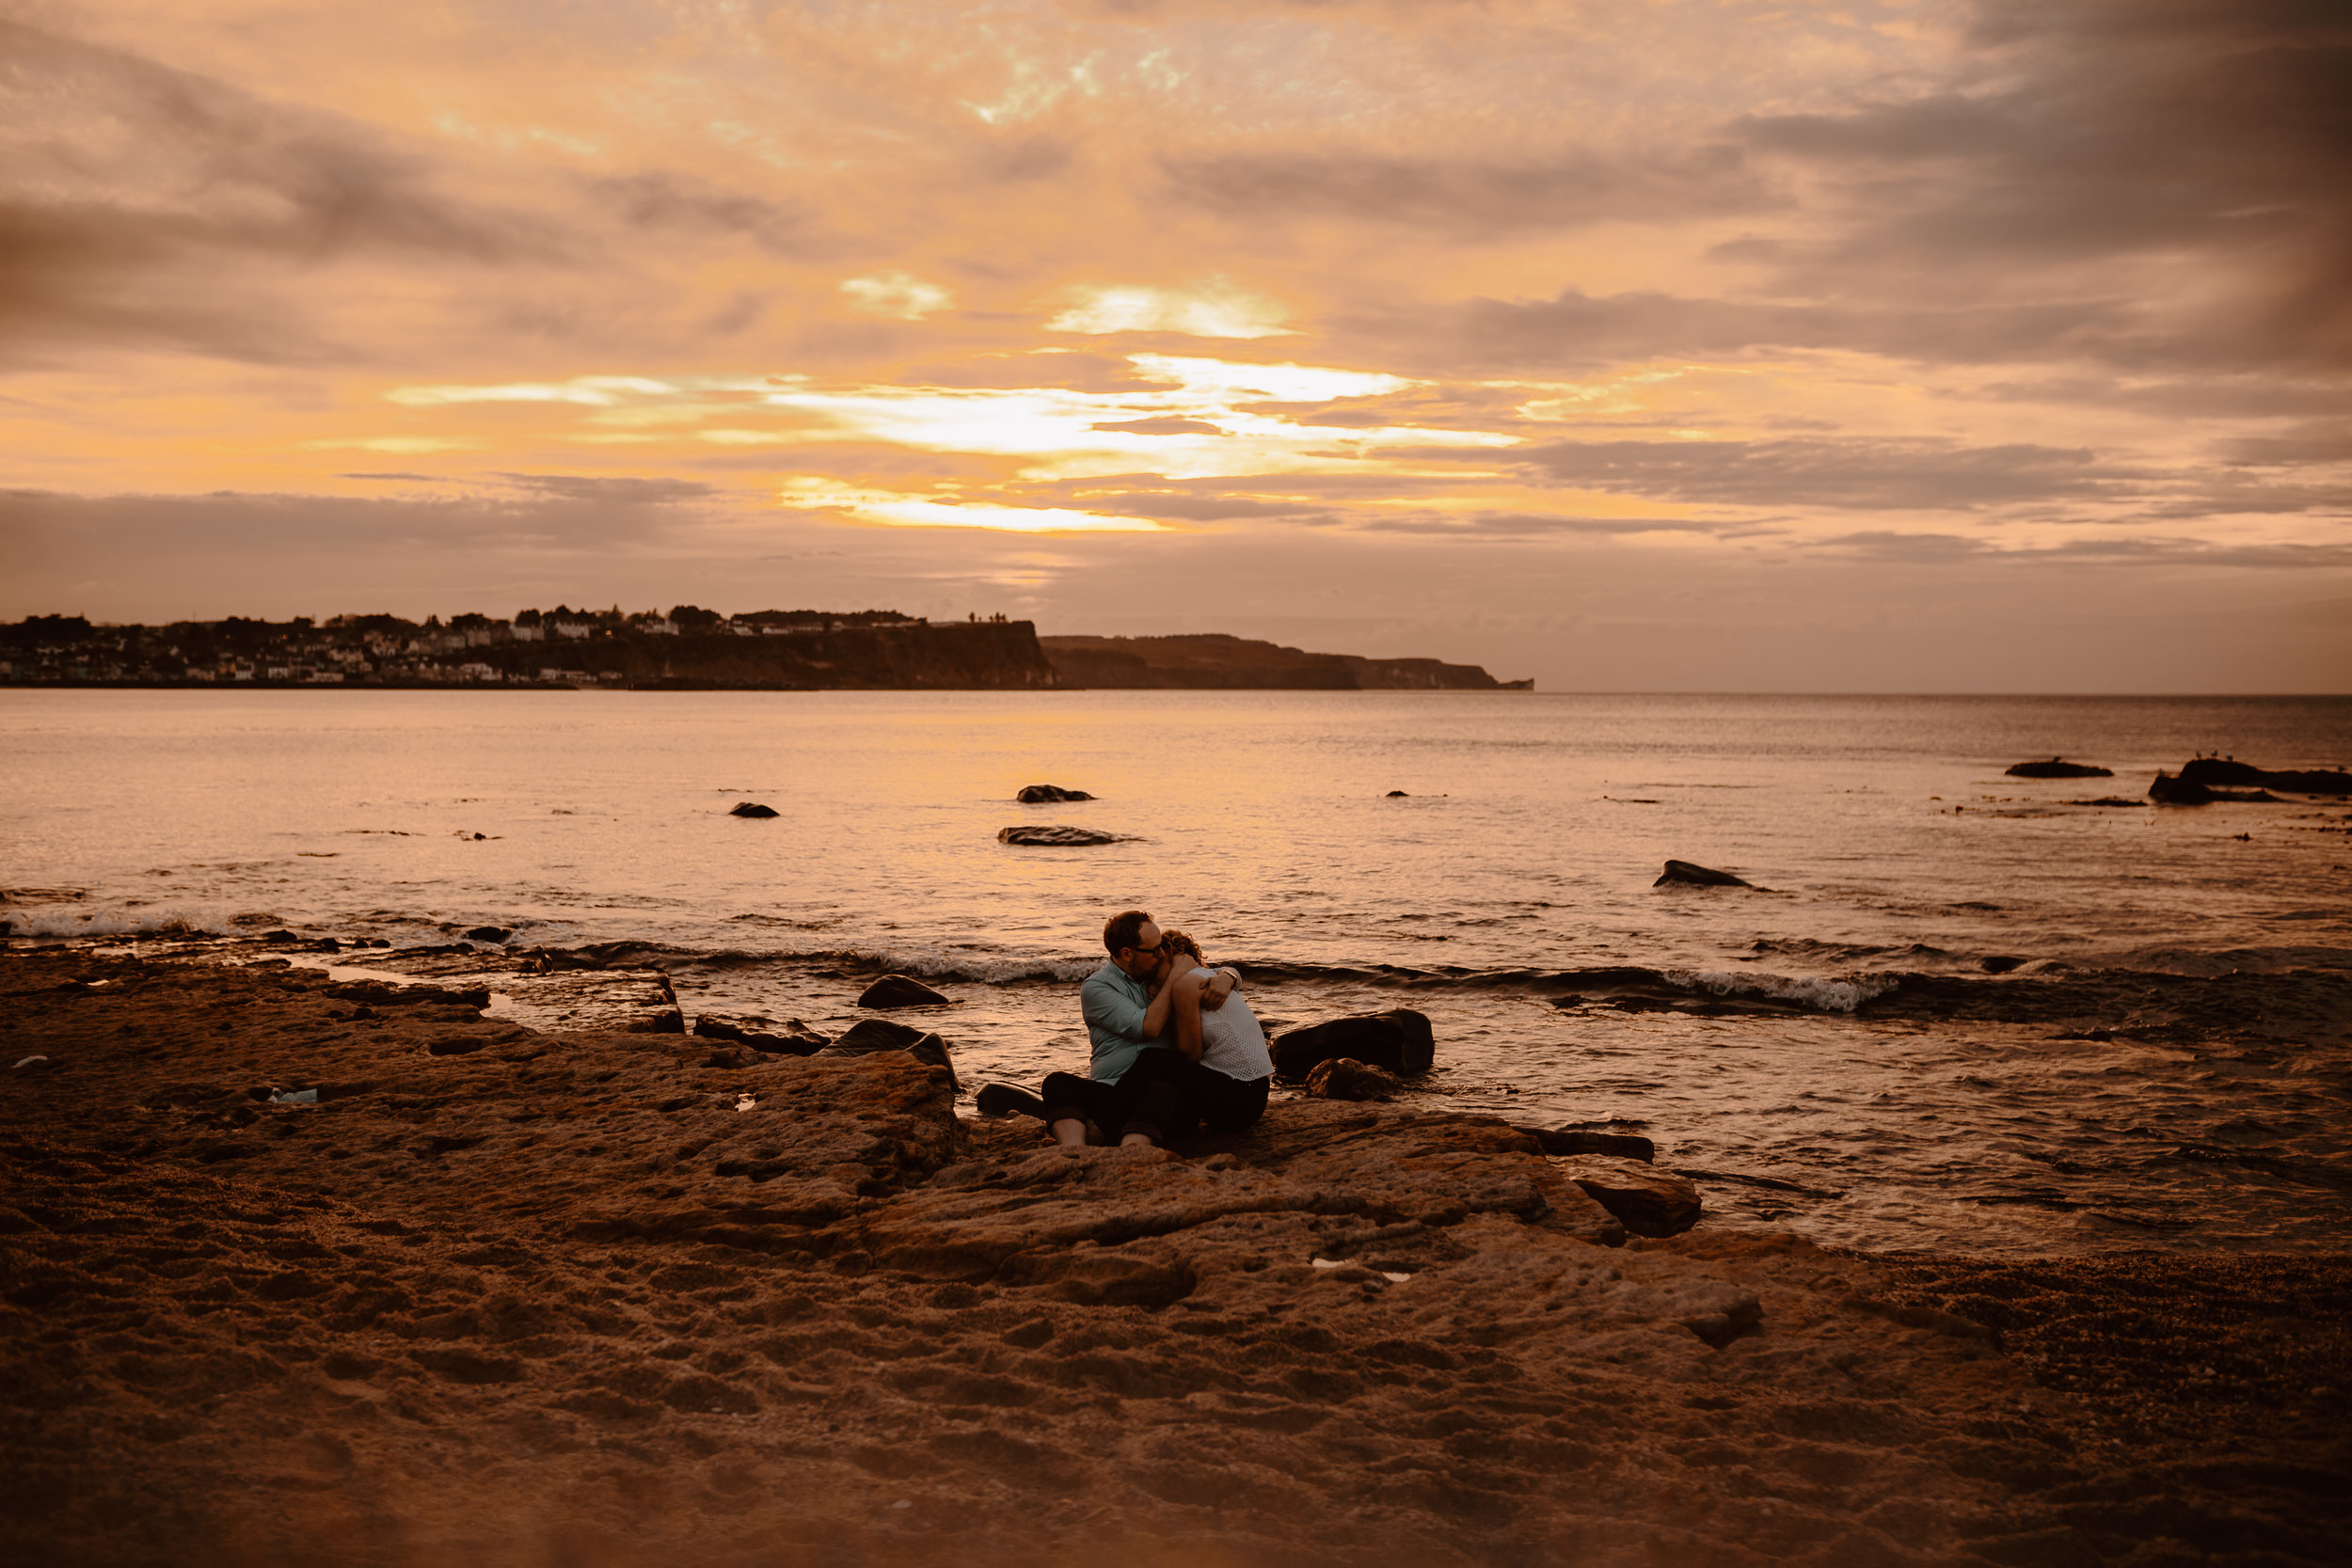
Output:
top-left (1200, 966), bottom-right (1240, 1011)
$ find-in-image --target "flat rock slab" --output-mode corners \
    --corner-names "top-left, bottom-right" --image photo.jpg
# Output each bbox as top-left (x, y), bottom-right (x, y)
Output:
top-left (996, 824), bottom-right (1127, 847)
top-left (1552, 1153), bottom-right (1703, 1237)
top-left (1520, 1126), bottom-right (1659, 1163)
top-left (1015, 784), bottom-right (1094, 802)
top-left (822, 1016), bottom-right (960, 1087)
top-left (857, 974), bottom-right (952, 1008)
top-left (692, 1011), bottom-right (827, 1055)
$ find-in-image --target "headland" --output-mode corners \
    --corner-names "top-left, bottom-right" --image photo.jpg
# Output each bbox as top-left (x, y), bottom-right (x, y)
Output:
top-left (0, 611), bottom-right (1529, 691)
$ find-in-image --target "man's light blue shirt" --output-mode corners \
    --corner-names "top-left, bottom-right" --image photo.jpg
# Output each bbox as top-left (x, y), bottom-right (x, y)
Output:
top-left (1079, 960), bottom-right (1165, 1084)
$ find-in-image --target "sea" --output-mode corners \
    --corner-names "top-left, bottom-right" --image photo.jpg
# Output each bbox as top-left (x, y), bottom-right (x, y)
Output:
top-left (5, 689), bottom-right (2348, 1259)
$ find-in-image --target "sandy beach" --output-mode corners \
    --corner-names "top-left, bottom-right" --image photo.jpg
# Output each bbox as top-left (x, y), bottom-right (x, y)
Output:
top-left (3, 946), bottom-right (2345, 1567)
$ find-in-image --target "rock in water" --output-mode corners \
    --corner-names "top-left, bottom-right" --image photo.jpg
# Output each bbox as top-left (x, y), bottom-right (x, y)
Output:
top-left (1549, 1155), bottom-right (1701, 1237)
top-left (465, 926), bottom-right (511, 943)
top-left (1015, 784), bottom-right (1095, 803)
top-left (997, 825), bottom-right (1121, 847)
top-left (2006, 758), bottom-right (2113, 778)
top-left (1271, 1009), bottom-right (1436, 1081)
top-left (820, 1017), bottom-right (959, 1088)
top-left (1519, 1127), bottom-right (1658, 1163)
top-left (1655, 860), bottom-right (1753, 888)
top-left (2176, 757), bottom-right (2351, 792)
top-left (2149, 771), bottom-right (2215, 805)
top-left (1305, 1057), bottom-right (1403, 1101)
top-left (858, 974), bottom-right (950, 1009)
top-left (1385, 790), bottom-right (1409, 798)
top-left (728, 802), bottom-right (779, 818)
top-left (692, 1012), bottom-right (827, 1056)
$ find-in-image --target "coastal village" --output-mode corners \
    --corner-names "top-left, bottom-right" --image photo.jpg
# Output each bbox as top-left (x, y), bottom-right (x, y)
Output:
top-left (0, 607), bottom-right (940, 689)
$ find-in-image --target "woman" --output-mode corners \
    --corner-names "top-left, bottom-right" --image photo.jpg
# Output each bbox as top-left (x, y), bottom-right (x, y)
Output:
top-left (1156, 930), bottom-right (1274, 1136)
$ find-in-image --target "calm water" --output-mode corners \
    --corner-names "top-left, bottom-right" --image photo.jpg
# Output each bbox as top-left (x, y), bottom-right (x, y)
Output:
top-left (5, 689), bottom-right (2349, 1257)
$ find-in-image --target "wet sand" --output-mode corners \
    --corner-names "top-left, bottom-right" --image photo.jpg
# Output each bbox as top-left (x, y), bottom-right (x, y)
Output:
top-left (3, 949), bottom-right (2345, 1566)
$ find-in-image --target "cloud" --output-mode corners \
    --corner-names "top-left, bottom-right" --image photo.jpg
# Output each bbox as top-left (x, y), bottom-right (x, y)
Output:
top-left (592, 172), bottom-right (814, 257)
top-left (1162, 146), bottom-right (1769, 234)
top-left (1046, 283), bottom-right (1293, 339)
top-left (1729, 0), bottom-right (2352, 371)
top-left (0, 21), bottom-right (550, 363)
top-left (841, 272), bottom-right (956, 320)
top-left (1811, 530), bottom-right (2352, 570)
top-left (1499, 437), bottom-right (2135, 511)
top-left (1089, 417), bottom-right (1224, 435)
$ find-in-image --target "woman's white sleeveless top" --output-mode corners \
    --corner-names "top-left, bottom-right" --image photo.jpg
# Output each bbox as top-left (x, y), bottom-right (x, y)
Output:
top-left (1188, 967), bottom-right (1274, 1082)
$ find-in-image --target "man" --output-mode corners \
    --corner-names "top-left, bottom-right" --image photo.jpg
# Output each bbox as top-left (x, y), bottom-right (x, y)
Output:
top-left (978, 910), bottom-right (1238, 1148)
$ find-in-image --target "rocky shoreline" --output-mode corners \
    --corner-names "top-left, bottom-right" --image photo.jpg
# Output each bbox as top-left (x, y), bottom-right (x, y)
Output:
top-left (3, 948), bottom-right (2345, 1566)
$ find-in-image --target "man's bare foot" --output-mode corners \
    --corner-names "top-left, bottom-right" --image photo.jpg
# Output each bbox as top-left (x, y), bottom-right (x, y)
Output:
top-left (1120, 1132), bottom-right (1156, 1148)
top-left (1050, 1117), bottom-right (1088, 1149)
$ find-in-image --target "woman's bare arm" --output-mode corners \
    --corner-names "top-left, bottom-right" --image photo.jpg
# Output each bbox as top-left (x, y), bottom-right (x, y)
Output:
top-left (1171, 971), bottom-right (1209, 1061)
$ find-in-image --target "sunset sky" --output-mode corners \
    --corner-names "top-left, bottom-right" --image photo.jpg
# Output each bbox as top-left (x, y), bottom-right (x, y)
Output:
top-left (3, 0), bottom-right (2346, 690)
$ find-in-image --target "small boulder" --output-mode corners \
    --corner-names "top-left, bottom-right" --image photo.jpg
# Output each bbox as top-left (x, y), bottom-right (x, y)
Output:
top-left (2005, 758), bottom-right (2112, 778)
top-left (1271, 1009), bottom-right (1435, 1081)
top-left (2149, 771), bottom-right (2214, 805)
top-left (820, 1017), bottom-right (959, 1088)
top-left (465, 926), bottom-right (511, 943)
top-left (692, 1013), bottom-right (826, 1055)
top-left (1518, 1127), bottom-right (1657, 1163)
top-left (1655, 860), bottom-right (1753, 888)
top-left (997, 825), bottom-right (1121, 847)
top-left (1385, 790), bottom-right (1409, 798)
top-left (1016, 784), bottom-right (1095, 803)
top-left (729, 801), bottom-right (780, 818)
top-left (1550, 1155), bottom-right (1701, 1237)
top-left (858, 974), bottom-right (951, 1008)
top-left (1304, 1057), bottom-right (1402, 1101)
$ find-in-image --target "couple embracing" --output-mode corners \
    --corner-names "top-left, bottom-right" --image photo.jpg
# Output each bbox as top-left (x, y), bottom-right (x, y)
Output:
top-left (983, 910), bottom-right (1273, 1150)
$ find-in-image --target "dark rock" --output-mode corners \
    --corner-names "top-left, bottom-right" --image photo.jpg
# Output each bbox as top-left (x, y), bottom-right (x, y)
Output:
top-left (1519, 1127), bottom-right (1657, 1163)
top-left (2176, 757), bottom-right (2347, 794)
top-left (2005, 758), bottom-right (2113, 778)
top-left (700, 1048), bottom-right (752, 1069)
top-left (997, 825), bottom-right (1122, 847)
top-left (858, 974), bottom-right (952, 1008)
top-left (2067, 797), bottom-right (2145, 808)
top-left (2177, 758), bottom-right (2265, 786)
top-left (1304, 1057), bottom-right (1402, 1101)
top-left (1979, 956), bottom-right (2027, 974)
top-left (465, 927), bottom-right (511, 943)
top-left (692, 1013), bottom-right (826, 1055)
top-left (2152, 773), bottom-right (2280, 805)
top-left (262, 929), bottom-right (298, 944)
top-left (1550, 1155), bottom-right (1701, 1237)
top-left (728, 802), bottom-right (779, 818)
top-left (1385, 790), bottom-right (1409, 798)
top-left (625, 1008), bottom-right (687, 1034)
top-left (1654, 860), bottom-right (1754, 888)
top-left (1271, 1009), bottom-right (1435, 1082)
top-left (820, 1017), bottom-right (959, 1088)
top-left (1015, 784), bottom-right (1095, 803)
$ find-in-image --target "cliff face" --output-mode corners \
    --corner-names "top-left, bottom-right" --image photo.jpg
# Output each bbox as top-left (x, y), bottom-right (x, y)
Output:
top-left (1041, 633), bottom-right (1527, 690)
top-left (625, 622), bottom-right (1056, 689)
